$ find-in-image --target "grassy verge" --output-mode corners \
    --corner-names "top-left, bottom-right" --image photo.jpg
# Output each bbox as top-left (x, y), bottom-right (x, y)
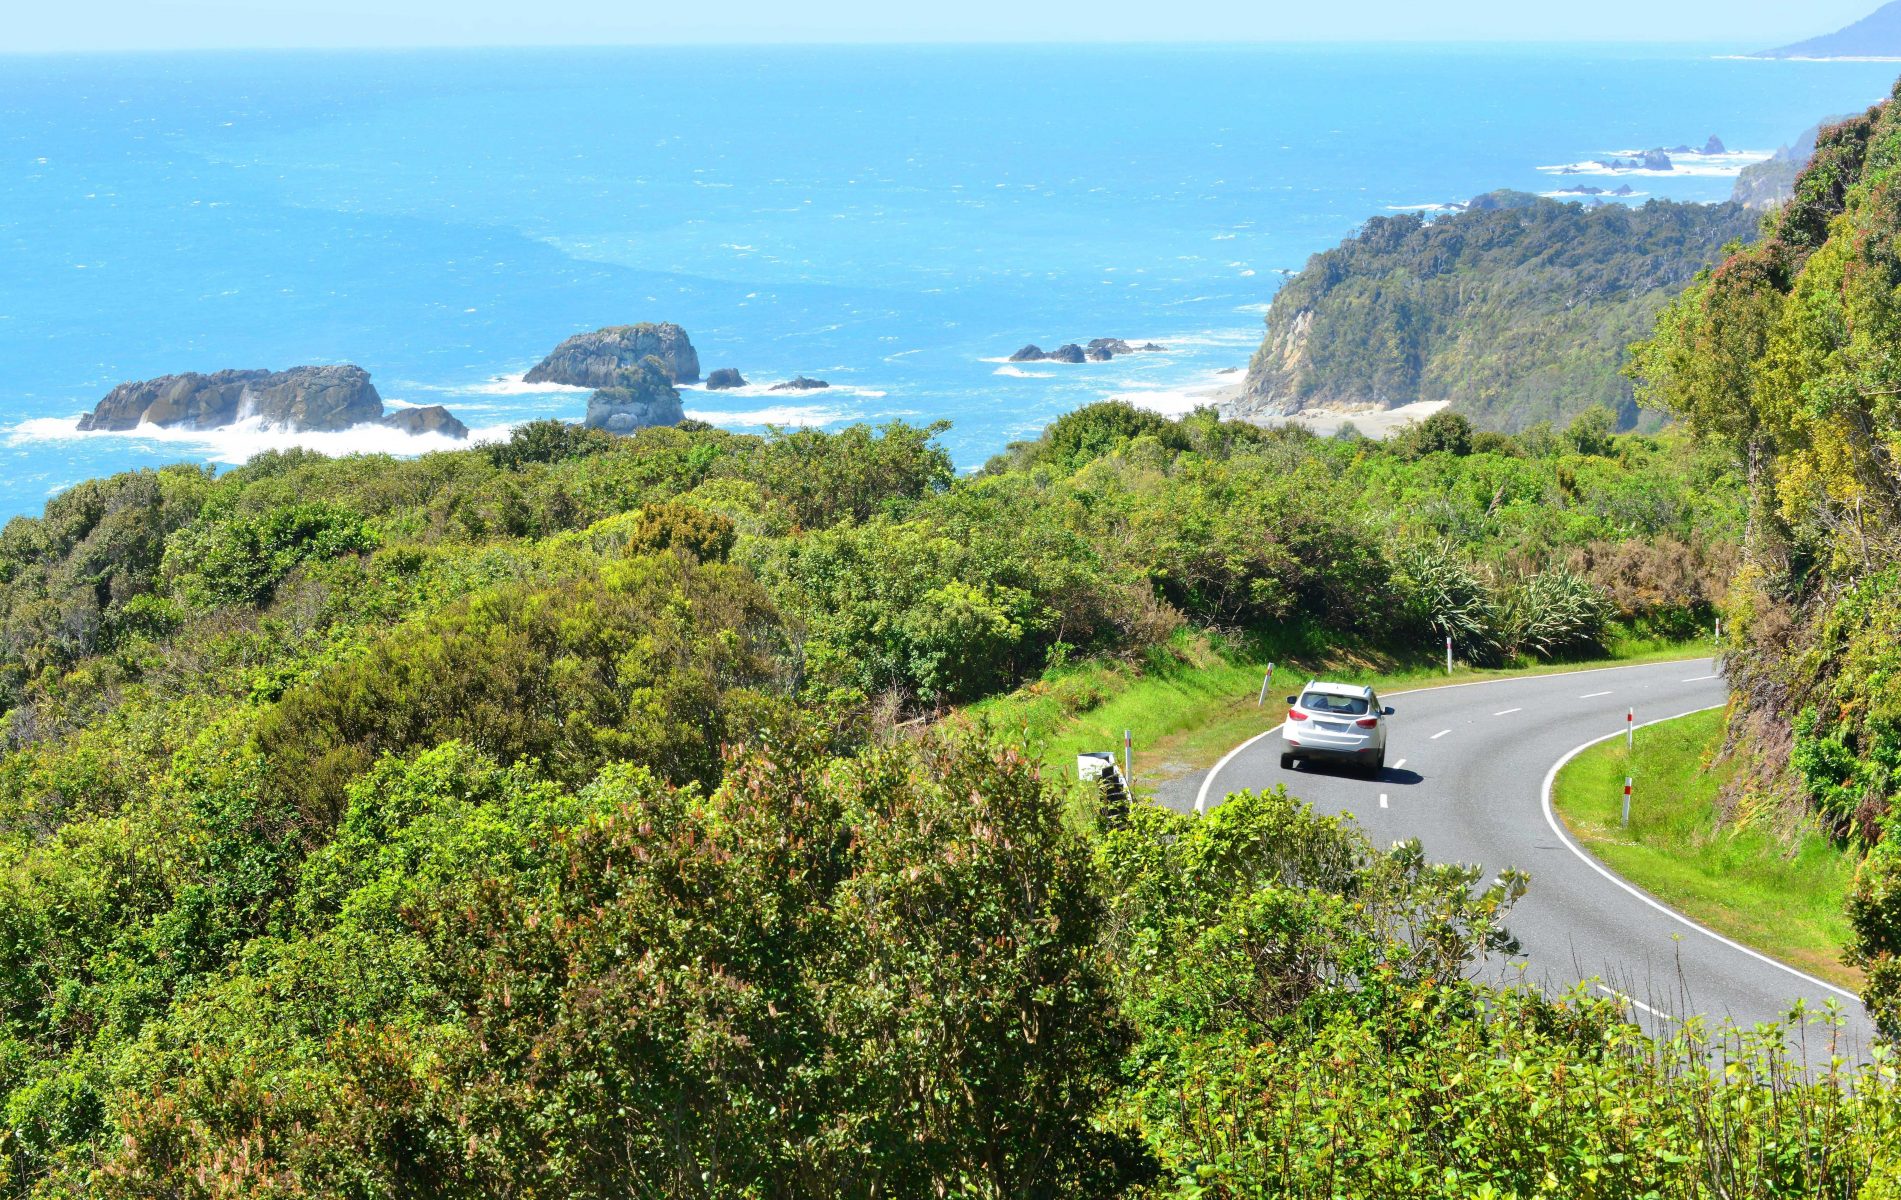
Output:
top-left (958, 626), bottom-right (1711, 795)
top-left (1550, 707), bottom-right (1860, 990)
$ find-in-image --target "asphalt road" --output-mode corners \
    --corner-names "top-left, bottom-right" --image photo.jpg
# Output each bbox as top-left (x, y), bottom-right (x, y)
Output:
top-left (1184, 658), bottom-right (1875, 1049)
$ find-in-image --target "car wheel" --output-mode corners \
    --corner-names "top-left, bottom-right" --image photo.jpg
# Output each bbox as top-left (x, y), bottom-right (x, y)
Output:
top-left (1279, 752), bottom-right (1295, 770)
top-left (1368, 752), bottom-right (1385, 779)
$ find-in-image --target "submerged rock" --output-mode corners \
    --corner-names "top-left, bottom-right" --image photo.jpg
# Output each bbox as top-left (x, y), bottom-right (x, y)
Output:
top-left (583, 356), bottom-right (685, 434)
top-left (381, 405), bottom-right (470, 439)
top-left (705, 367), bottom-right (747, 391)
top-left (526, 323), bottom-right (701, 387)
top-left (77, 365), bottom-right (389, 433)
top-left (768, 375), bottom-right (830, 391)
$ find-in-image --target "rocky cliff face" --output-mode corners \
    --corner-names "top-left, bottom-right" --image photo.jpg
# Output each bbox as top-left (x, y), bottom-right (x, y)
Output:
top-left (525, 324), bottom-right (701, 387)
top-left (77, 366), bottom-right (391, 433)
top-left (583, 357), bottom-right (686, 434)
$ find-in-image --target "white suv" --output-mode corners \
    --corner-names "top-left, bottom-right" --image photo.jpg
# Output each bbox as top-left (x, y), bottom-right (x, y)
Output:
top-left (1280, 680), bottom-right (1392, 777)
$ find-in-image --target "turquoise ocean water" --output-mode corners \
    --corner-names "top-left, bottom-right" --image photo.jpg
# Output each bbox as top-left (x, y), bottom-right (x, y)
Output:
top-left (1, 45), bottom-right (1897, 519)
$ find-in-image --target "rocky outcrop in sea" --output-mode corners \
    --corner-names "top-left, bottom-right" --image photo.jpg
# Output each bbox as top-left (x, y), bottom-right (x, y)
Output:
top-left (380, 406), bottom-right (471, 438)
top-left (583, 356), bottom-right (686, 434)
top-left (705, 368), bottom-right (747, 391)
top-left (526, 323), bottom-right (702, 387)
top-left (769, 376), bottom-right (830, 392)
top-left (75, 365), bottom-right (468, 437)
top-left (1009, 339), bottom-right (1164, 362)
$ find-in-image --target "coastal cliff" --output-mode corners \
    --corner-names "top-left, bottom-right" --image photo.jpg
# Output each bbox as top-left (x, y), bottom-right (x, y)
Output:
top-left (1230, 193), bottom-right (1757, 430)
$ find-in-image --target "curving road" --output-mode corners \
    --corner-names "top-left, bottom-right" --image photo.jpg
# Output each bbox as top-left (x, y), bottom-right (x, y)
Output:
top-left (1183, 658), bottom-right (1874, 1047)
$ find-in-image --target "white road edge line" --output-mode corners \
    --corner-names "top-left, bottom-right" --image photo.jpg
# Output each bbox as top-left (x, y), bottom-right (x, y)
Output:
top-left (1543, 706), bottom-right (1858, 1002)
top-left (1581, 690), bottom-right (1613, 698)
top-left (1494, 707), bottom-right (1522, 716)
top-left (1192, 657), bottom-right (1715, 813)
top-left (1596, 984), bottom-right (1676, 1022)
top-left (1430, 729), bottom-right (1451, 740)
top-left (1681, 674), bottom-right (1719, 682)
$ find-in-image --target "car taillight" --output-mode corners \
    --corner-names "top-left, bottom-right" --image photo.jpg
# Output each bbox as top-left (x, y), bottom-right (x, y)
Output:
top-left (1354, 717), bottom-right (1378, 728)
top-left (1288, 708), bottom-right (1309, 722)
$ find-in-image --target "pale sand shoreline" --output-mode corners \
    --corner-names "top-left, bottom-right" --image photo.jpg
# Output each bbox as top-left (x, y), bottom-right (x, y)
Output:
top-left (1135, 374), bottom-right (1450, 441)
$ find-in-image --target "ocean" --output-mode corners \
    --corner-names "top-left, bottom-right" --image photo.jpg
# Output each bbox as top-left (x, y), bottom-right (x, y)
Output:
top-left (2, 44), bottom-right (1897, 521)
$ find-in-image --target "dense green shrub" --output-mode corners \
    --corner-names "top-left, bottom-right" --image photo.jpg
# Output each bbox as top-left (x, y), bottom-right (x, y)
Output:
top-left (163, 501), bottom-right (377, 607)
top-left (86, 733), bottom-right (1138, 1198)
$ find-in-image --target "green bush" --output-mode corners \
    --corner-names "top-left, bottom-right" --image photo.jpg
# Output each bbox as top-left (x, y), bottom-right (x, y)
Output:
top-left (163, 501), bottom-right (377, 607)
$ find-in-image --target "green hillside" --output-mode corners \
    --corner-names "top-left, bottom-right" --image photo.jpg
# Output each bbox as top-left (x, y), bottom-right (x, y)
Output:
top-left (1232, 192), bottom-right (1758, 431)
top-left (22, 400), bottom-right (1898, 1195)
top-left (1635, 75), bottom-right (1901, 1039)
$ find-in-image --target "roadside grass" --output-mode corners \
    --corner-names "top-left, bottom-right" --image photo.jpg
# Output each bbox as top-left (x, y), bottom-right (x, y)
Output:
top-left (958, 624), bottom-right (1711, 795)
top-left (1550, 707), bottom-right (1861, 990)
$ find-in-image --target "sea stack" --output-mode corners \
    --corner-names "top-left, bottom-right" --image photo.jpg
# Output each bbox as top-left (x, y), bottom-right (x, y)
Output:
top-left (583, 356), bottom-right (686, 434)
top-left (526, 323), bottom-right (702, 387)
top-left (73, 365), bottom-right (468, 436)
top-left (705, 368), bottom-right (747, 390)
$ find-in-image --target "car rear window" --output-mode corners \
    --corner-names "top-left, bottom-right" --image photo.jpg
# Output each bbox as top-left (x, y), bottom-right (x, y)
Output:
top-left (1301, 692), bottom-right (1369, 715)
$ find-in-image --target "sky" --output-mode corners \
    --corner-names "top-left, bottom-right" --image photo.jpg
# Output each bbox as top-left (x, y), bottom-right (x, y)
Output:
top-left (1, 0), bottom-right (1876, 51)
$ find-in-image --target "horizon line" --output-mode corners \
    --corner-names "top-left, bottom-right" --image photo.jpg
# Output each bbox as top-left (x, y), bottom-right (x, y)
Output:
top-left (0, 37), bottom-right (1805, 56)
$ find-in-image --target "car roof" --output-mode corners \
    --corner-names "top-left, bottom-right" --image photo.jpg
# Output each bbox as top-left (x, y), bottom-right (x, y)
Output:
top-left (1304, 680), bottom-right (1373, 698)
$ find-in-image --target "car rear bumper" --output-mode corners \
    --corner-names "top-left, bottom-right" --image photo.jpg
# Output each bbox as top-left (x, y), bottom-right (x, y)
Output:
top-left (1283, 726), bottom-right (1378, 760)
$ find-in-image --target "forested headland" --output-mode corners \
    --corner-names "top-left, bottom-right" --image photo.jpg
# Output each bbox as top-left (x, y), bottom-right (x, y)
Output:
top-left (1232, 192), bottom-right (1757, 431)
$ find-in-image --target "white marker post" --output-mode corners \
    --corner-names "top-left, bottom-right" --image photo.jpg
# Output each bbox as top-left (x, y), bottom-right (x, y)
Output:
top-left (1622, 776), bottom-right (1632, 827)
top-left (1445, 635), bottom-right (1453, 676)
top-left (1123, 728), bottom-right (1132, 791)
top-left (1627, 707), bottom-right (1634, 753)
top-left (1257, 662), bottom-right (1275, 706)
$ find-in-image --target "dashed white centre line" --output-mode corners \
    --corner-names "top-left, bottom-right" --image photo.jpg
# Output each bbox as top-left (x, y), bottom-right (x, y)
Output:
top-left (1430, 729), bottom-right (1451, 740)
top-left (1379, 793), bottom-right (1388, 808)
top-left (1580, 690), bottom-right (1613, 699)
top-left (1494, 707), bottom-right (1522, 716)
top-left (1392, 758), bottom-right (1407, 770)
top-left (1595, 984), bottom-right (1676, 1022)
top-left (1681, 674), bottom-right (1719, 682)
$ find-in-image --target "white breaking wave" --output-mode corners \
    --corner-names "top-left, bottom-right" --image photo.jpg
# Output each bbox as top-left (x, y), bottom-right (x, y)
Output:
top-left (1541, 189), bottom-right (1650, 200)
top-left (993, 365), bottom-right (1055, 378)
top-left (435, 373), bottom-right (593, 397)
top-left (682, 378), bottom-right (884, 399)
top-left (683, 404), bottom-right (856, 426)
top-left (7, 414), bottom-right (512, 466)
top-left (1537, 149), bottom-right (1773, 179)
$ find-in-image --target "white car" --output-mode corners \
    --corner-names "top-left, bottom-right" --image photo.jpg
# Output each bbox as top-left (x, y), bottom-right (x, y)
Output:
top-left (1280, 680), bottom-right (1393, 776)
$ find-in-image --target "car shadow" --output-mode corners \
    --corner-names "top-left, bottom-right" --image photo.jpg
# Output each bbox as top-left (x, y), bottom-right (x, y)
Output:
top-left (1289, 762), bottom-right (1425, 787)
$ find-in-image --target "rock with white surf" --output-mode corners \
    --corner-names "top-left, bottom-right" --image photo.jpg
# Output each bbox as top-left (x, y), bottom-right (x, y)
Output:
top-left (74, 365), bottom-right (469, 437)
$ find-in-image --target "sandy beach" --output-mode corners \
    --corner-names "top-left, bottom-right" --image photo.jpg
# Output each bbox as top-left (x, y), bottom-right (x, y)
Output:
top-left (1130, 373), bottom-right (1450, 440)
